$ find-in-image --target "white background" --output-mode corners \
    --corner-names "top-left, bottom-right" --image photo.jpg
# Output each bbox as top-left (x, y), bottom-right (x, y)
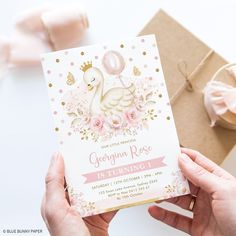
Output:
top-left (1, 0), bottom-right (236, 235)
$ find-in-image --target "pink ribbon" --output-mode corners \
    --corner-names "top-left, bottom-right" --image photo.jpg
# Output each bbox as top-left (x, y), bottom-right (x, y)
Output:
top-left (0, 3), bottom-right (88, 77)
top-left (82, 157), bottom-right (166, 184)
top-left (204, 68), bottom-right (236, 126)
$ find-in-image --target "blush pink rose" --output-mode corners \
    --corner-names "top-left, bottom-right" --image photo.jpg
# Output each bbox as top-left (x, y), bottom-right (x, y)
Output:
top-left (90, 115), bottom-right (105, 133)
top-left (108, 114), bottom-right (123, 129)
top-left (124, 107), bottom-right (141, 125)
top-left (81, 113), bottom-right (91, 125)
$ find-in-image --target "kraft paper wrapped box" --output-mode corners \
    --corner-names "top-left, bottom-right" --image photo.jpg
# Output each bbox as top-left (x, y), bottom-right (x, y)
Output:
top-left (139, 10), bottom-right (236, 164)
top-left (221, 145), bottom-right (236, 177)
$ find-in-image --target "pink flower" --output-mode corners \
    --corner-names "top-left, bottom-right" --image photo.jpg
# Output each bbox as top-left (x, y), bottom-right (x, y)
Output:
top-left (65, 101), bottom-right (78, 113)
top-left (124, 107), bottom-right (141, 125)
top-left (90, 115), bottom-right (105, 133)
top-left (108, 114), bottom-right (123, 129)
top-left (81, 113), bottom-right (91, 125)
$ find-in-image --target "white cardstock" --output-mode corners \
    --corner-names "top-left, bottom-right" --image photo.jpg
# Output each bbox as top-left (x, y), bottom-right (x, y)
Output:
top-left (41, 35), bottom-right (190, 217)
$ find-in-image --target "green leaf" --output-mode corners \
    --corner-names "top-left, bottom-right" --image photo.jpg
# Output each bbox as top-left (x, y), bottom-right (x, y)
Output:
top-left (67, 112), bottom-right (78, 118)
top-left (77, 108), bottom-right (83, 115)
top-left (71, 118), bottom-right (81, 127)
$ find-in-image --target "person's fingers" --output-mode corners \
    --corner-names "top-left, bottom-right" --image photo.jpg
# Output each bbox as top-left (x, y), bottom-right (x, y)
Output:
top-left (179, 153), bottom-right (221, 194)
top-left (155, 182), bottom-right (199, 209)
top-left (45, 153), bottom-right (69, 206)
top-left (43, 153), bottom-right (74, 230)
top-left (41, 195), bottom-right (46, 222)
top-left (45, 153), bottom-right (70, 219)
top-left (43, 154), bottom-right (91, 236)
top-left (164, 194), bottom-right (195, 211)
top-left (100, 210), bottom-right (118, 223)
top-left (148, 205), bottom-right (192, 234)
top-left (155, 182), bottom-right (199, 211)
top-left (41, 194), bottom-right (50, 229)
top-left (84, 210), bottom-right (118, 229)
top-left (189, 182), bottom-right (200, 196)
top-left (181, 148), bottom-right (234, 180)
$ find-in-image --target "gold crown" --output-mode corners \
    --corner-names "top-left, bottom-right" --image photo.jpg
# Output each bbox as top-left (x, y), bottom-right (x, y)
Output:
top-left (80, 61), bottom-right (92, 72)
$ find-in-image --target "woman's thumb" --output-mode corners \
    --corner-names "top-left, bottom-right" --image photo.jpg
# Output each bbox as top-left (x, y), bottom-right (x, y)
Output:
top-left (178, 153), bottom-right (219, 194)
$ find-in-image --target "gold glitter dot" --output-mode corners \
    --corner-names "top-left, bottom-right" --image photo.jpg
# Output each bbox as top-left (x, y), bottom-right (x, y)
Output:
top-left (61, 101), bottom-right (65, 106)
top-left (120, 44), bottom-right (124, 48)
top-left (156, 68), bottom-right (159, 72)
top-left (48, 83), bottom-right (53, 87)
top-left (143, 51), bottom-right (146, 55)
top-left (56, 59), bottom-right (60, 63)
top-left (167, 116), bottom-right (170, 120)
top-left (55, 127), bottom-right (59, 131)
top-left (159, 94), bottom-right (162, 98)
top-left (81, 51), bottom-right (84, 56)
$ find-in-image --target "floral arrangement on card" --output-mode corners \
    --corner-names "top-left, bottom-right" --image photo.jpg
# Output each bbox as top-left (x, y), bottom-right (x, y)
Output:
top-left (61, 51), bottom-right (159, 142)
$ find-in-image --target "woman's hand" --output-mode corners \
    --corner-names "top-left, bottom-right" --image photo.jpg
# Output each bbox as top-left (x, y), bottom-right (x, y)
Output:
top-left (148, 148), bottom-right (236, 236)
top-left (41, 153), bottom-right (117, 236)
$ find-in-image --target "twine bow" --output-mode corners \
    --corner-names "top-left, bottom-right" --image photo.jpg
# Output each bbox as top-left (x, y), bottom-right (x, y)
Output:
top-left (177, 60), bottom-right (194, 92)
top-left (170, 50), bottom-right (214, 104)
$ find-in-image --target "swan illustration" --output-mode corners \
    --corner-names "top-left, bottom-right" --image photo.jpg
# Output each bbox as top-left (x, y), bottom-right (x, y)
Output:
top-left (81, 62), bottom-right (135, 116)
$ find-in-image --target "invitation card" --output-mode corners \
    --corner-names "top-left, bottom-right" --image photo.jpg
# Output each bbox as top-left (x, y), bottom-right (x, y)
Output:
top-left (41, 35), bottom-right (189, 217)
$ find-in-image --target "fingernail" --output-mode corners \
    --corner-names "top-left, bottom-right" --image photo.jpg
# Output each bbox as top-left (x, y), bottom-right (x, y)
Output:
top-left (50, 152), bottom-right (60, 166)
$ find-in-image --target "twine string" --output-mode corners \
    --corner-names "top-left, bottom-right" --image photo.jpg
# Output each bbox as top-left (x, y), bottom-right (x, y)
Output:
top-left (177, 60), bottom-right (194, 92)
top-left (170, 49), bottom-right (214, 104)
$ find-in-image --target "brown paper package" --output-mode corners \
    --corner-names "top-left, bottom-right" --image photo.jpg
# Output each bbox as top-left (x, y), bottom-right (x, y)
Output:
top-left (221, 145), bottom-right (236, 177)
top-left (139, 10), bottom-right (236, 164)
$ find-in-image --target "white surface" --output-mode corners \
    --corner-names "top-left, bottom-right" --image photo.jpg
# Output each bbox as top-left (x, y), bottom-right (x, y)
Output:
top-left (1, 0), bottom-right (236, 235)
